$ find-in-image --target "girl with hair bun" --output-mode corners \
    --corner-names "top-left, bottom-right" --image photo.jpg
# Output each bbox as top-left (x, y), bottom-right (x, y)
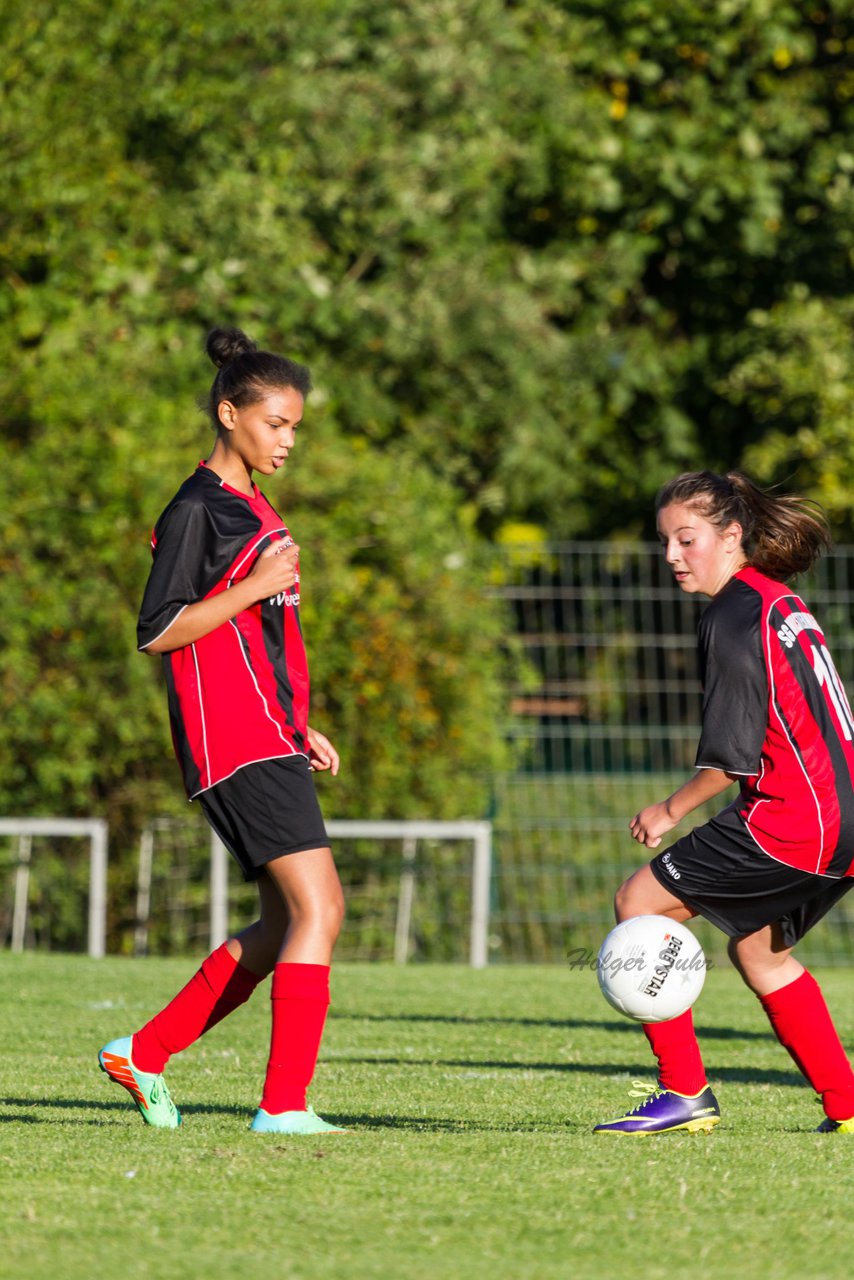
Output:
top-left (99, 327), bottom-right (347, 1135)
top-left (595, 470), bottom-right (854, 1136)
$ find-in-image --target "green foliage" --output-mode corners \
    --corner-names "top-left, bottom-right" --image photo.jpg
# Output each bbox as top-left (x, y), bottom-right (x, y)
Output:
top-left (724, 291), bottom-right (854, 532)
top-left (288, 436), bottom-right (510, 818)
top-left (1, 0), bottom-right (852, 864)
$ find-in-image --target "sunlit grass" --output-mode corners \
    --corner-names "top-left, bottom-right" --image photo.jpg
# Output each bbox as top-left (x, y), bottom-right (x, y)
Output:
top-left (1, 955), bottom-right (851, 1280)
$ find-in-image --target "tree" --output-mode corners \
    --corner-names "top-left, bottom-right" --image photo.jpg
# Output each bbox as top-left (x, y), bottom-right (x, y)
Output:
top-left (723, 292), bottom-right (854, 532)
top-left (1, 0), bottom-right (851, 858)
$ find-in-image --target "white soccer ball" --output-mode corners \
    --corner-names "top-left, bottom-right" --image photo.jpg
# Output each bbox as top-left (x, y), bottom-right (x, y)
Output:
top-left (597, 915), bottom-right (706, 1023)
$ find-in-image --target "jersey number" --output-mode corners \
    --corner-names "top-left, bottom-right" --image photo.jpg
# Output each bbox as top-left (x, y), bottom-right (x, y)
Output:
top-left (811, 644), bottom-right (854, 741)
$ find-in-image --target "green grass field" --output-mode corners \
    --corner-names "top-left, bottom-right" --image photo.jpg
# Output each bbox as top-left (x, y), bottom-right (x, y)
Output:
top-left (2, 954), bottom-right (851, 1280)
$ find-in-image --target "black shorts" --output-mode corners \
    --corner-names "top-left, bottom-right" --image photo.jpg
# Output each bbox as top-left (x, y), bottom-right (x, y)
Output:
top-left (197, 756), bottom-right (330, 882)
top-left (649, 804), bottom-right (854, 946)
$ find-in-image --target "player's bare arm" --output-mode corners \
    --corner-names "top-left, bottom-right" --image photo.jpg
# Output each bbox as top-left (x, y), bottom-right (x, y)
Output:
top-left (629, 767), bottom-right (737, 849)
top-left (144, 542), bottom-right (300, 653)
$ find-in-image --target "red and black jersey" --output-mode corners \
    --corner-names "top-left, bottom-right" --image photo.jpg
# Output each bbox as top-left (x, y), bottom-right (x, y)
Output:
top-left (137, 463), bottom-right (309, 797)
top-left (696, 565), bottom-right (854, 877)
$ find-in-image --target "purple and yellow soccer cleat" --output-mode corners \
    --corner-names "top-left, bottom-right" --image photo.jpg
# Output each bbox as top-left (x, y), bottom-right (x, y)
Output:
top-left (816, 1116), bottom-right (854, 1133)
top-left (594, 1081), bottom-right (720, 1135)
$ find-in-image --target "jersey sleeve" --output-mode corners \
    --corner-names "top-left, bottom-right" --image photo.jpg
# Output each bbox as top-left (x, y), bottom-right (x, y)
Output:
top-left (694, 583), bottom-right (768, 775)
top-left (137, 499), bottom-right (214, 650)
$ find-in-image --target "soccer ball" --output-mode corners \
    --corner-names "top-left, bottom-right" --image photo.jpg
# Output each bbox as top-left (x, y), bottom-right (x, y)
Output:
top-left (597, 915), bottom-right (706, 1023)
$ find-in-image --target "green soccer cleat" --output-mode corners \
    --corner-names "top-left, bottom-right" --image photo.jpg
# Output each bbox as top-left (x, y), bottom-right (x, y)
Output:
top-left (249, 1105), bottom-right (347, 1135)
top-left (816, 1116), bottom-right (854, 1133)
top-left (98, 1036), bottom-right (181, 1129)
top-left (594, 1081), bottom-right (721, 1135)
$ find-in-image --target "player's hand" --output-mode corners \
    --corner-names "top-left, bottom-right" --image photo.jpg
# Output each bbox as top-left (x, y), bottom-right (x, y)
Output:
top-left (629, 802), bottom-right (676, 849)
top-left (307, 725), bottom-right (339, 776)
top-left (247, 541), bottom-right (300, 599)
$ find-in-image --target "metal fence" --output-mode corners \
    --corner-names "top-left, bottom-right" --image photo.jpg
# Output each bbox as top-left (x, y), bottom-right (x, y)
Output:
top-left (131, 820), bottom-right (492, 967)
top-left (486, 542), bottom-right (854, 966)
top-left (498, 540), bottom-right (854, 768)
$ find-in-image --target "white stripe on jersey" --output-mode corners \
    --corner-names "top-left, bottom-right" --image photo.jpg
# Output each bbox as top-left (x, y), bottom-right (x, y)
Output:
top-left (762, 597), bottom-right (825, 874)
top-left (191, 642), bottom-right (212, 791)
top-left (227, 618), bottom-right (298, 751)
top-left (226, 528), bottom-right (290, 589)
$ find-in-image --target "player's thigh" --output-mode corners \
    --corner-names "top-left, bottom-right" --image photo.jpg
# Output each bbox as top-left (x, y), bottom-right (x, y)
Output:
top-left (263, 845), bottom-right (345, 927)
top-left (615, 862), bottom-right (697, 924)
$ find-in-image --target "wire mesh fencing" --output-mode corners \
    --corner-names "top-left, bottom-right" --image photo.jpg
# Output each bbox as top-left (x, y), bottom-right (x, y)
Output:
top-left (487, 542), bottom-right (854, 966)
top-left (131, 816), bottom-right (488, 965)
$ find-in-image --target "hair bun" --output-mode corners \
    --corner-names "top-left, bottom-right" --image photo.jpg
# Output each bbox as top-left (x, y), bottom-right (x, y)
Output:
top-left (205, 326), bottom-right (258, 369)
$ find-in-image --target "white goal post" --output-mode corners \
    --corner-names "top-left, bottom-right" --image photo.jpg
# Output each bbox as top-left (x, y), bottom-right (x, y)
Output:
top-left (209, 819), bottom-right (494, 968)
top-left (0, 818), bottom-right (108, 958)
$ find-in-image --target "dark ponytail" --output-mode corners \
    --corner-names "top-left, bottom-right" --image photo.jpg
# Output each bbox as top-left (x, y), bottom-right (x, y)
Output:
top-left (205, 326), bottom-right (312, 427)
top-left (655, 470), bottom-right (831, 580)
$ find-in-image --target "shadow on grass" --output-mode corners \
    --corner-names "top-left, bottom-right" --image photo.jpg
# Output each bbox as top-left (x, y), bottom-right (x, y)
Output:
top-left (2, 1091), bottom-right (814, 1132)
top-left (0, 1097), bottom-right (580, 1134)
top-left (0, 1096), bottom-right (250, 1120)
top-left (332, 1011), bottom-right (774, 1042)
top-left (2, 1097), bottom-right (130, 1112)
top-left (318, 1112), bottom-right (580, 1134)
top-left (330, 1057), bottom-right (807, 1088)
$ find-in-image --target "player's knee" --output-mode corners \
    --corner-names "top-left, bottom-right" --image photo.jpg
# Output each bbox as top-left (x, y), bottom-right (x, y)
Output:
top-left (614, 878), bottom-right (643, 922)
top-left (326, 884), bottom-right (345, 941)
top-left (728, 935), bottom-right (767, 992)
top-left (299, 887), bottom-right (344, 942)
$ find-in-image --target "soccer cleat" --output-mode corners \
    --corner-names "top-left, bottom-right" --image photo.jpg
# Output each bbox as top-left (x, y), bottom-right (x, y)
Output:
top-left (594, 1081), bottom-right (720, 1135)
top-left (98, 1036), bottom-right (181, 1129)
top-left (249, 1105), bottom-right (348, 1135)
top-left (816, 1116), bottom-right (854, 1133)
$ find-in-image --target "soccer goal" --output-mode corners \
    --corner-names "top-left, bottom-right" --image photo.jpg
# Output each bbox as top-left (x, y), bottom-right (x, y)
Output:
top-left (0, 818), bottom-right (108, 957)
top-left (134, 816), bottom-right (493, 966)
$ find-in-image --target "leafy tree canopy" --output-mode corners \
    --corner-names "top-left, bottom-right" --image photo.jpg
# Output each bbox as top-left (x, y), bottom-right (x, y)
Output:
top-left (1, 0), bottom-right (852, 846)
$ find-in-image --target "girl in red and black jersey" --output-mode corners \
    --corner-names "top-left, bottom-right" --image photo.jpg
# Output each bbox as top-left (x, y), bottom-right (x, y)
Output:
top-left (99, 327), bottom-right (346, 1135)
top-left (595, 470), bottom-right (854, 1136)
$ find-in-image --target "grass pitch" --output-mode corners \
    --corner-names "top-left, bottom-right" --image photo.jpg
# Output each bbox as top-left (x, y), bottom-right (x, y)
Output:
top-left (1, 955), bottom-right (851, 1280)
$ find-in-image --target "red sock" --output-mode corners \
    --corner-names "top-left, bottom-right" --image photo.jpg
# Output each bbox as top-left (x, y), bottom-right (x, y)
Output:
top-left (260, 962), bottom-right (331, 1114)
top-left (643, 1009), bottom-right (708, 1095)
top-left (760, 970), bottom-right (854, 1121)
top-left (132, 943), bottom-right (264, 1073)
